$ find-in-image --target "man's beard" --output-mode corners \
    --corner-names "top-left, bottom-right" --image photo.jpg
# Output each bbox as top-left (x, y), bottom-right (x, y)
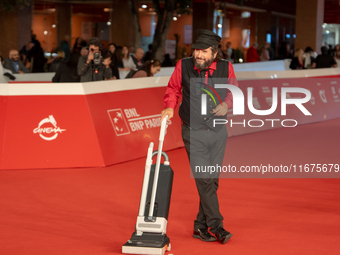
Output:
top-left (193, 54), bottom-right (215, 70)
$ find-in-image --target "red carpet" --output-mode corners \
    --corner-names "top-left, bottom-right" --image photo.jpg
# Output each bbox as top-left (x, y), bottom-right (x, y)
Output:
top-left (1, 118), bottom-right (340, 255)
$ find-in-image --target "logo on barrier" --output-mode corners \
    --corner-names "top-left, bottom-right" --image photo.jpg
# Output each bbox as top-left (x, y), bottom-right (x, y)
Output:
top-left (108, 109), bottom-right (131, 136)
top-left (33, 115), bottom-right (66, 141)
top-left (108, 108), bottom-right (171, 136)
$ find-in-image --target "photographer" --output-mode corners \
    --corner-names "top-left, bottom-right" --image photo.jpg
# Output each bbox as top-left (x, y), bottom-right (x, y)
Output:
top-left (77, 37), bottom-right (112, 82)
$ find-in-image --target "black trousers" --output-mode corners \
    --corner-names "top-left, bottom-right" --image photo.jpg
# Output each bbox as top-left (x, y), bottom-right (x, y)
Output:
top-left (181, 123), bottom-right (228, 233)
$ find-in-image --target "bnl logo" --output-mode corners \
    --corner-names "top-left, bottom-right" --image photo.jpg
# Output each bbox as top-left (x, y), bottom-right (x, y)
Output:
top-left (200, 84), bottom-right (312, 116)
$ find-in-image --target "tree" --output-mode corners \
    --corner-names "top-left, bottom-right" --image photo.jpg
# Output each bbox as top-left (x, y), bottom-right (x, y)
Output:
top-left (152, 0), bottom-right (193, 60)
top-left (127, 0), bottom-right (142, 50)
top-left (128, 0), bottom-right (192, 61)
top-left (151, 0), bottom-right (175, 60)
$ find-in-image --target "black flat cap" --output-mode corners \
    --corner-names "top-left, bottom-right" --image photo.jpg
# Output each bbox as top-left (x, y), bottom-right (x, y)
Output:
top-left (192, 29), bottom-right (221, 49)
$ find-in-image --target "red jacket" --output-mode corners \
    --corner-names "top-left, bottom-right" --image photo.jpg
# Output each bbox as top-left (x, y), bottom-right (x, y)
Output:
top-left (247, 46), bottom-right (259, 62)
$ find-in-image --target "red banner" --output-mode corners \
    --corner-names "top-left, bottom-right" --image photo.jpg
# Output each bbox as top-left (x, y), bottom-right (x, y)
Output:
top-left (0, 76), bottom-right (339, 170)
top-left (0, 78), bottom-right (183, 170)
top-left (0, 95), bottom-right (104, 169)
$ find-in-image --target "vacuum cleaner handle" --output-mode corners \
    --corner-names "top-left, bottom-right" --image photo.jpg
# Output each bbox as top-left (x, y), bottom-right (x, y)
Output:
top-left (138, 142), bottom-right (154, 216)
top-left (151, 151), bottom-right (169, 166)
top-left (148, 115), bottom-right (168, 219)
top-left (159, 114), bottom-right (168, 141)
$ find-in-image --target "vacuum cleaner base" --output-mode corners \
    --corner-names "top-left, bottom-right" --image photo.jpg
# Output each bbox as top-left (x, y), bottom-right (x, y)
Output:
top-left (122, 232), bottom-right (171, 255)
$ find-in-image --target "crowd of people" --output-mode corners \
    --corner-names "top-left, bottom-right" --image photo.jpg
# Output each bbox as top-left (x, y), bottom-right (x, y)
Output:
top-left (2, 35), bottom-right (340, 82)
top-left (0, 35), bottom-right (166, 82)
top-left (243, 41), bottom-right (339, 69)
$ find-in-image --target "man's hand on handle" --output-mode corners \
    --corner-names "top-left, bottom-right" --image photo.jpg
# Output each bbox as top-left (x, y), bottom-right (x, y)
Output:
top-left (161, 107), bottom-right (174, 121)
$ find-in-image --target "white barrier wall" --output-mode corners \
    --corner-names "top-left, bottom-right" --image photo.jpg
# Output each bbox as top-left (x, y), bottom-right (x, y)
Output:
top-left (236, 68), bottom-right (340, 80)
top-left (234, 59), bottom-right (292, 72)
top-left (0, 59), bottom-right (293, 82)
top-left (153, 59), bottom-right (293, 76)
top-left (3, 59), bottom-right (340, 83)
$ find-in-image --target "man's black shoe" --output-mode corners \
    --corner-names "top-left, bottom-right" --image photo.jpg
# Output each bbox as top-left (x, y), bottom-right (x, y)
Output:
top-left (193, 228), bottom-right (216, 242)
top-left (214, 227), bottom-right (233, 244)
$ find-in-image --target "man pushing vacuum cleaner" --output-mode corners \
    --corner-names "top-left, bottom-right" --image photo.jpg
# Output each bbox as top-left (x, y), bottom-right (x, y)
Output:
top-left (160, 29), bottom-right (236, 244)
top-left (123, 29), bottom-right (237, 254)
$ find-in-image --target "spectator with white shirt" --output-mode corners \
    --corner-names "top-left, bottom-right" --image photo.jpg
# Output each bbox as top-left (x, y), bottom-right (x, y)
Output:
top-left (118, 46), bottom-right (136, 71)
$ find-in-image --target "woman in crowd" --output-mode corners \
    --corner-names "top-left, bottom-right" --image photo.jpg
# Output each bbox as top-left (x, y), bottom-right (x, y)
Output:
top-left (52, 51), bottom-right (81, 82)
top-left (331, 44), bottom-right (340, 57)
top-left (72, 37), bottom-right (87, 53)
top-left (289, 48), bottom-right (305, 70)
top-left (116, 46), bottom-right (136, 71)
top-left (335, 51), bottom-right (340, 68)
top-left (48, 50), bottom-right (66, 72)
top-left (303, 46), bottom-right (318, 69)
top-left (108, 43), bottom-right (119, 79)
top-left (101, 49), bottom-right (119, 80)
top-left (109, 43), bottom-right (116, 56)
top-left (125, 59), bottom-right (161, 78)
top-left (259, 42), bottom-right (270, 61)
top-left (121, 46), bottom-right (136, 71)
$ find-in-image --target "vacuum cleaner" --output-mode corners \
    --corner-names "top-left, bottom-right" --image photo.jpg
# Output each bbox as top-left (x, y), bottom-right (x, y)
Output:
top-left (122, 115), bottom-right (173, 255)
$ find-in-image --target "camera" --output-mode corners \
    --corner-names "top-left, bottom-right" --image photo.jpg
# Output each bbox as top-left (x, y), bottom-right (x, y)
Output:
top-left (93, 52), bottom-right (102, 67)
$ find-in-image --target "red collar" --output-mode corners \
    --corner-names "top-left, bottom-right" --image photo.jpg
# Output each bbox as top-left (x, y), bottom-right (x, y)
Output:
top-left (194, 61), bottom-right (217, 76)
